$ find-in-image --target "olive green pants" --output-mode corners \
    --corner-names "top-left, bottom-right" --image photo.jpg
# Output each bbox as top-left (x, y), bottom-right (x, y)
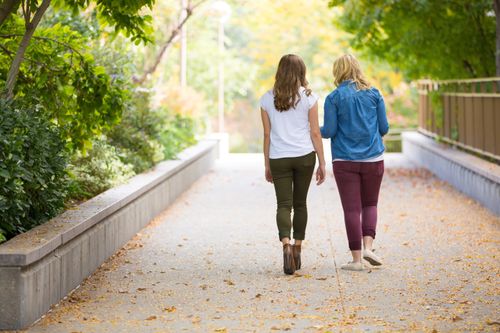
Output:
top-left (269, 152), bottom-right (316, 241)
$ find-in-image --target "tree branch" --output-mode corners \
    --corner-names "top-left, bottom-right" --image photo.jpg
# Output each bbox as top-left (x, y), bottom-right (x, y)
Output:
top-left (0, 0), bottom-right (20, 27)
top-left (3, 0), bottom-right (51, 99)
top-left (0, 42), bottom-right (14, 58)
top-left (133, 0), bottom-right (207, 85)
top-left (463, 60), bottom-right (477, 77)
top-left (0, 42), bottom-right (65, 71)
top-left (0, 34), bottom-right (87, 59)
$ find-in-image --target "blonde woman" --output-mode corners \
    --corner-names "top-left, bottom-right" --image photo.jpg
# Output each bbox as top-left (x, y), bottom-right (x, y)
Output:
top-left (321, 54), bottom-right (389, 271)
top-left (260, 54), bottom-right (326, 275)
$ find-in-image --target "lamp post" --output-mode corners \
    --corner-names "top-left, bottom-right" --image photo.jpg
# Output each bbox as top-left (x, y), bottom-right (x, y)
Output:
top-left (211, 1), bottom-right (231, 133)
top-left (179, 0), bottom-right (187, 87)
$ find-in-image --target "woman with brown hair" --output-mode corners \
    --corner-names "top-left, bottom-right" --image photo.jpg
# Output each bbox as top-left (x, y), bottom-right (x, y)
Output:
top-left (321, 54), bottom-right (389, 271)
top-left (260, 54), bottom-right (326, 275)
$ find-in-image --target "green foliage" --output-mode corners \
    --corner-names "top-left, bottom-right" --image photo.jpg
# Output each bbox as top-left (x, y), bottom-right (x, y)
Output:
top-left (384, 139), bottom-right (402, 153)
top-left (429, 90), bottom-right (444, 129)
top-left (0, 16), bottom-right (129, 151)
top-left (107, 93), bottom-right (164, 173)
top-left (42, 8), bottom-right (100, 39)
top-left (0, 3), bottom-right (200, 243)
top-left (159, 111), bottom-right (197, 159)
top-left (329, 0), bottom-right (496, 79)
top-left (0, 100), bottom-right (68, 239)
top-left (67, 138), bottom-right (135, 201)
top-left (53, 0), bottom-right (155, 44)
top-left (451, 126), bottom-right (459, 141)
top-left (107, 91), bottom-right (197, 173)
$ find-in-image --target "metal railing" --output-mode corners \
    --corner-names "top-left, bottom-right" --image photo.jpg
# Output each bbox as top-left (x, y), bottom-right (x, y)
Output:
top-left (417, 77), bottom-right (500, 162)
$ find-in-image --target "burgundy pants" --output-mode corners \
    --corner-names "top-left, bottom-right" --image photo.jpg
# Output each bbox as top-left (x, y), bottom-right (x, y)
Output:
top-left (333, 160), bottom-right (384, 251)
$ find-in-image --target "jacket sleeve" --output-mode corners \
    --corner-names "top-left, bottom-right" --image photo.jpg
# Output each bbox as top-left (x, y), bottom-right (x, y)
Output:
top-left (376, 91), bottom-right (389, 136)
top-left (320, 96), bottom-right (338, 139)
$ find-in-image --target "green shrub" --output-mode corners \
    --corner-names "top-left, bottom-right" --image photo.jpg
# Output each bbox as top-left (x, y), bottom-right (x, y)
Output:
top-left (0, 100), bottom-right (68, 241)
top-left (106, 91), bottom-right (196, 173)
top-left (67, 139), bottom-right (135, 201)
top-left (429, 90), bottom-right (444, 129)
top-left (106, 102), bottom-right (165, 173)
top-left (159, 111), bottom-right (197, 159)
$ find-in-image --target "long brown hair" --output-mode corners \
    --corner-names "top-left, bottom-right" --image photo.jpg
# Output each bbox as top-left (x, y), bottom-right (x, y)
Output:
top-left (273, 54), bottom-right (312, 111)
top-left (332, 54), bottom-right (371, 90)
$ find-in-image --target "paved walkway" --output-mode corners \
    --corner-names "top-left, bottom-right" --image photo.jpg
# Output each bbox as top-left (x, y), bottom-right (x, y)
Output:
top-left (20, 154), bottom-right (499, 332)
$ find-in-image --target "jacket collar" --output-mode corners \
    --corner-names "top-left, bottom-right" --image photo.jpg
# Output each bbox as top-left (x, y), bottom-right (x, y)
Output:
top-left (338, 80), bottom-right (353, 87)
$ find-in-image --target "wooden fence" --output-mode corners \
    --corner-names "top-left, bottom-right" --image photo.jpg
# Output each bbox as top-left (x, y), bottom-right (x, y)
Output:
top-left (417, 78), bottom-right (500, 161)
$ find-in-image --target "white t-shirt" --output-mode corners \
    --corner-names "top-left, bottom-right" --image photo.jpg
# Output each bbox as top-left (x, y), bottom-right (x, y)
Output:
top-left (260, 87), bottom-right (318, 159)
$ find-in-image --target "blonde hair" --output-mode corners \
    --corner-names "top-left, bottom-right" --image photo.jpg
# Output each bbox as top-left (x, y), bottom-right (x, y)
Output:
top-left (273, 54), bottom-right (312, 112)
top-left (332, 54), bottom-right (371, 90)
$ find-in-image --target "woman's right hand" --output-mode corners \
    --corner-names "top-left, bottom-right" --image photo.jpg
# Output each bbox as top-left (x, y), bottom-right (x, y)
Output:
top-left (316, 164), bottom-right (326, 185)
top-left (265, 167), bottom-right (273, 183)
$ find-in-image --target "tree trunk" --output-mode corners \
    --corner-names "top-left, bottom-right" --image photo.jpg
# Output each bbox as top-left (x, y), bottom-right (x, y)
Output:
top-left (133, 0), bottom-right (206, 85)
top-left (0, 0), bottom-right (20, 27)
top-left (495, 0), bottom-right (500, 77)
top-left (3, 0), bottom-right (51, 99)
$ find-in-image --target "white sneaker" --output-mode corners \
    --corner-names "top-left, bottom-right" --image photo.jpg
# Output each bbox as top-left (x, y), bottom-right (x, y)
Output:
top-left (340, 261), bottom-right (364, 271)
top-left (363, 249), bottom-right (383, 266)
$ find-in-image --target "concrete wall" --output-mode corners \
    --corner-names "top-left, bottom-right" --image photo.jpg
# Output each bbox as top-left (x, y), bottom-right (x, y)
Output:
top-left (0, 138), bottom-right (220, 330)
top-left (402, 131), bottom-right (500, 216)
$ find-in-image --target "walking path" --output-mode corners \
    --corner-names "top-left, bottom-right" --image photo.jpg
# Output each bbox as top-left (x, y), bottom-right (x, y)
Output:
top-left (20, 154), bottom-right (499, 332)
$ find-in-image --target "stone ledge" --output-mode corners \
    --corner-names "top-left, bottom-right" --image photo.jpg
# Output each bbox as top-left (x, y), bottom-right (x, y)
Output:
top-left (0, 137), bottom-right (220, 329)
top-left (0, 139), bottom-right (217, 267)
top-left (402, 131), bottom-right (500, 216)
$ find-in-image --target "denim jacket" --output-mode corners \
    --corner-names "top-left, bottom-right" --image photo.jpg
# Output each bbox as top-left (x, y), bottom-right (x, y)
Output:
top-left (320, 80), bottom-right (389, 160)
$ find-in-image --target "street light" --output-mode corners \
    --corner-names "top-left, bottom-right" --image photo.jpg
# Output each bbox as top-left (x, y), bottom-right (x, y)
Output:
top-left (211, 1), bottom-right (231, 133)
top-left (179, 0), bottom-right (188, 87)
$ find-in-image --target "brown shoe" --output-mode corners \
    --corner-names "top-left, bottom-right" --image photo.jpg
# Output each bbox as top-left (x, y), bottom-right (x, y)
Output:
top-left (283, 244), bottom-right (296, 275)
top-left (292, 244), bottom-right (301, 270)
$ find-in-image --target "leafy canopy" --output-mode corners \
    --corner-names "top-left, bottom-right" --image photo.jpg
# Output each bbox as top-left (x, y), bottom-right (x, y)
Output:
top-left (329, 0), bottom-right (496, 79)
top-left (51, 0), bottom-right (155, 43)
top-left (0, 14), bottom-right (128, 151)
